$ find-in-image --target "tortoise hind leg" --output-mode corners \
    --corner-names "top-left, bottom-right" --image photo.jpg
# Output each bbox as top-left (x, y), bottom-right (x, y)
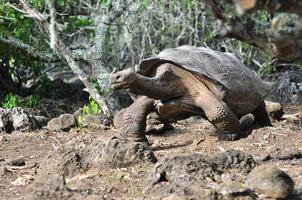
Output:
top-left (114, 96), bottom-right (155, 143)
top-left (195, 88), bottom-right (241, 140)
top-left (252, 101), bottom-right (272, 127)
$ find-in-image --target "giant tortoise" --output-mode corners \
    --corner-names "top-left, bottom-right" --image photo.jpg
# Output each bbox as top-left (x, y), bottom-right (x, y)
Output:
top-left (109, 45), bottom-right (272, 143)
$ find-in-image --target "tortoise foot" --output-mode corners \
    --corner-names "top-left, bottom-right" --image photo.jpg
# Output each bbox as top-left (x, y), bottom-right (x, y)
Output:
top-left (122, 132), bottom-right (150, 145)
top-left (216, 131), bottom-right (241, 141)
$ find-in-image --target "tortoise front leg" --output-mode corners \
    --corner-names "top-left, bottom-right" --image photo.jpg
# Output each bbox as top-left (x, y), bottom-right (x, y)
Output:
top-left (195, 87), bottom-right (241, 140)
top-left (114, 96), bottom-right (156, 143)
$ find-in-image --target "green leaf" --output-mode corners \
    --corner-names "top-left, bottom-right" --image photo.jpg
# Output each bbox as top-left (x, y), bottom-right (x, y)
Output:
top-left (1, 93), bottom-right (19, 109)
top-left (100, 0), bottom-right (108, 5)
top-left (26, 95), bottom-right (40, 108)
top-left (58, 0), bottom-right (65, 7)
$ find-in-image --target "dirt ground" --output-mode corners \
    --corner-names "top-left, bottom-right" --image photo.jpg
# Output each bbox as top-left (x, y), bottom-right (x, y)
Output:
top-left (0, 105), bottom-right (301, 200)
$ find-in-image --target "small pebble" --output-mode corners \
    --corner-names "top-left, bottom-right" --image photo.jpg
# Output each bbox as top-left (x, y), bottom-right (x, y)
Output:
top-left (10, 158), bottom-right (26, 166)
top-left (253, 153), bottom-right (271, 162)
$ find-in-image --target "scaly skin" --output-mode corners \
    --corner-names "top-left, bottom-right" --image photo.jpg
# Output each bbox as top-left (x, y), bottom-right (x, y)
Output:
top-left (114, 96), bottom-right (156, 143)
top-left (110, 63), bottom-right (270, 143)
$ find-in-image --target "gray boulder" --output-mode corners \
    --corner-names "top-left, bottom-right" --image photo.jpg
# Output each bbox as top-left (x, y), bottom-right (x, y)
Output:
top-left (82, 114), bottom-right (112, 127)
top-left (47, 113), bottom-right (76, 132)
top-left (94, 137), bottom-right (157, 169)
top-left (246, 165), bottom-right (294, 199)
top-left (269, 69), bottom-right (302, 104)
top-left (0, 107), bottom-right (39, 133)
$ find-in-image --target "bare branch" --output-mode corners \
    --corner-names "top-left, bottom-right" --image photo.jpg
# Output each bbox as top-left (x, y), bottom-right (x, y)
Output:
top-left (8, 3), bottom-right (28, 14)
top-left (45, 0), bottom-right (57, 49)
top-left (0, 36), bottom-right (60, 62)
top-left (206, 0), bottom-right (302, 60)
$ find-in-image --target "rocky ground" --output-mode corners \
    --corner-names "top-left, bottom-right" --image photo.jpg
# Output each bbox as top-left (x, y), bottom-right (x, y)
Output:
top-left (0, 104), bottom-right (301, 200)
top-left (0, 67), bottom-right (301, 200)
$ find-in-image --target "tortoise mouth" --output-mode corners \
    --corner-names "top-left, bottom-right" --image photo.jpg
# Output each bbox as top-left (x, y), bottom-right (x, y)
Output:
top-left (110, 82), bottom-right (129, 91)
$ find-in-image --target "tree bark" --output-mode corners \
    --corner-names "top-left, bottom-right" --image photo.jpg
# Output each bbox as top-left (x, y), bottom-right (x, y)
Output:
top-left (233, 0), bottom-right (302, 16)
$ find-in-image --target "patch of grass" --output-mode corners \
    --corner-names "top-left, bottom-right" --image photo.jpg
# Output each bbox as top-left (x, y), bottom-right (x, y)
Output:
top-left (1, 93), bottom-right (19, 109)
top-left (258, 62), bottom-right (277, 78)
top-left (26, 95), bottom-right (40, 108)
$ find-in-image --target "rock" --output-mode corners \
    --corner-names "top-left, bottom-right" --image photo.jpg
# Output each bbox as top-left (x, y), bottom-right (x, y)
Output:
top-left (10, 158), bottom-right (26, 166)
top-left (46, 118), bottom-right (61, 131)
top-left (246, 165), bottom-right (294, 199)
top-left (253, 153), bottom-right (271, 162)
top-left (34, 115), bottom-right (48, 127)
top-left (59, 114), bottom-right (76, 130)
top-left (145, 152), bottom-right (260, 199)
top-left (47, 113), bottom-right (75, 131)
top-left (95, 137), bottom-right (157, 169)
top-left (146, 153), bottom-right (220, 199)
top-left (264, 100), bottom-right (284, 120)
top-left (212, 150), bottom-right (257, 173)
top-left (0, 107), bottom-right (39, 133)
top-left (147, 154), bottom-right (220, 188)
top-left (73, 108), bottom-right (83, 118)
top-left (268, 69), bottom-right (302, 104)
top-left (0, 109), bottom-right (10, 132)
top-left (162, 181), bottom-right (256, 200)
top-left (164, 184), bottom-right (222, 200)
top-left (82, 114), bottom-right (112, 127)
top-left (219, 180), bottom-right (255, 199)
top-left (25, 174), bottom-right (72, 200)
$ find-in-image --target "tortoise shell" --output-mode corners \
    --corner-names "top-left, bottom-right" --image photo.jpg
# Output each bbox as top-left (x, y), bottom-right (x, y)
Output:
top-left (138, 45), bottom-right (272, 116)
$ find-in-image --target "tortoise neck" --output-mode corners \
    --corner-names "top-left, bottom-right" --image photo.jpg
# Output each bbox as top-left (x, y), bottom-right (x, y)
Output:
top-left (129, 72), bottom-right (185, 100)
top-left (129, 74), bottom-right (161, 99)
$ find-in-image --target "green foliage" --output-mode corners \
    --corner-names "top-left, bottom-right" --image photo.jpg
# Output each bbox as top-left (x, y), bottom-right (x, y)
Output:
top-left (26, 95), bottom-right (40, 108)
top-left (1, 93), bottom-right (19, 109)
top-left (100, 0), bottom-right (108, 5)
top-left (0, 93), bottom-right (41, 109)
top-left (0, 1), bottom-right (35, 41)
top-left (69, 16), bottom-right (92, 28)
top-left (77, 96), bottom-right (101, 127)
top-left (83, 96), bottom-right (100, 115)
top-left (57, 0), bottom-right (66, 7)
top-left (258, 62), bottom-right (277, 78)
top-left (28, 0), bottom-right (45, 9)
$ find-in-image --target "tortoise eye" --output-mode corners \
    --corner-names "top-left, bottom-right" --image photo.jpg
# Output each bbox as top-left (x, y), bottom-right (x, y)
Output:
top-left (116, 75), bottom-right (121, 80)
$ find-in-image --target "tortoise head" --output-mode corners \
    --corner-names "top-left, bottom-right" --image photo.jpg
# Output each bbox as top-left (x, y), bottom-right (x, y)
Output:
top-left (109, 68), bottom-right (136, 90)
